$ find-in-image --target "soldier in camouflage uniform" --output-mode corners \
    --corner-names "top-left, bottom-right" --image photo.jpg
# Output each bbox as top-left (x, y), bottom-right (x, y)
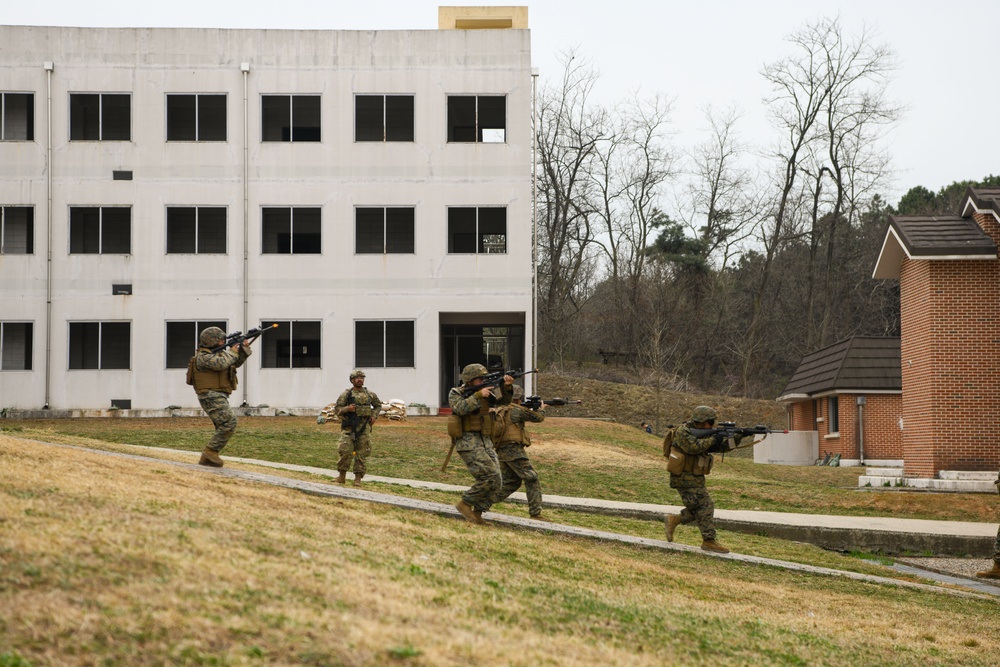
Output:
top-left (186, 326), bottom-right (252, 468)
top-left (976, 472), bottom-right (1000, 579)
top-left (492, 385), bottom-right (551, 521)
top-left (333, 369), bottom-right (382, 486)
top-left (663, 405), bottom-right (746, 554)
top-left (448, 363), bottom-right (512, 525)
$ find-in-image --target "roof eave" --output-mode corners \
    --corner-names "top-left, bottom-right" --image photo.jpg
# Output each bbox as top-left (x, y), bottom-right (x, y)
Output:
top-left (872, 225), bottom-right (908, 279)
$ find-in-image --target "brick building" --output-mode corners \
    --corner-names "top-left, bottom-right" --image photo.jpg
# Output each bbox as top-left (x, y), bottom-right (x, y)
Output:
top-left (777, 336), bottom-right (903, 466)
top-left (872, 187), bottom-right (1000, 478)
top-left (779, 188), bottom-right (1000, 479)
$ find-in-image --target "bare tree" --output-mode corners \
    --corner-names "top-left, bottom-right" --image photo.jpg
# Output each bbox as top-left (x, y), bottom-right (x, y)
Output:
top-left (535, 51), bottom-right (605, 365)
top-left (588, 92), bottom-right (676, 357)
top-left (736, 16), bottom-right (900, 394)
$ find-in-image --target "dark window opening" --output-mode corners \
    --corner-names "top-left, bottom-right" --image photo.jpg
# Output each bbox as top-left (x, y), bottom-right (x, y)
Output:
top-left (165, 320), bottom-right (227, 368)
top-left (355, 320), bottom-right (414, 368)
top-left (166, 207), bottom-right (227, 254)
top-left (69, 321), bottom-right (130, 370)
top-left (0, 322), bottom-right (32, 370)
top-left (262, 207), bottom-right (321, 254)
top-left (1, 207), bottom-right (33, 254)
top-left (260, 320), bottom-right (321, 368)
top-left (355, 94), bottom-right (414, 142)
top-left (1, 93), bottom-right (33, 141)
top-left (828, 396), bottom-right (840, 433)
top-left (447, 207), bottom-right (507, 254)
top-left (355, 207), bottom-right (415, 254)
top-left (262, 95), bottom-right (320, 142)
top-left (70, 93), bottom-right (130, 141)
top-left (69, 207), bottom-right (131, 254)
top-left (447, 95), bottom-right (506, 143)
top-left (167, 94), bottom-right (226, 141)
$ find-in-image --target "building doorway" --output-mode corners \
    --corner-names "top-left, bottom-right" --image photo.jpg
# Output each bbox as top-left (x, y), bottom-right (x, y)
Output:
top-left (439, 314), bottom-right (526, 406)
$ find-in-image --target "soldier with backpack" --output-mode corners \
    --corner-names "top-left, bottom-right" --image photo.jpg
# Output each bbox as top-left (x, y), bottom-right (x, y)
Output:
top-left (663, 405), bottom-right (748, 554)
top-left (448, 364), bottom-right (512, 525)
top-left (491, 385), bottom-right (551, 522)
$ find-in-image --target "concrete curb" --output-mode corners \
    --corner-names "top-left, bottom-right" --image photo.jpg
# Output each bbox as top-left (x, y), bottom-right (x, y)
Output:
top-left (28, 440), bottom-right (991, 599)
top-left (213, 453), bottom-right (998, 558)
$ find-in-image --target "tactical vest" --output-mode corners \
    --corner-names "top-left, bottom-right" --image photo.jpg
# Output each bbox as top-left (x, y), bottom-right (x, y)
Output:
top-left (493, 405), bottom-right (531, 446)
top-left (458, 394), bottom-right (494, 436)
top-left (186, 349), bottom-right (238, 394)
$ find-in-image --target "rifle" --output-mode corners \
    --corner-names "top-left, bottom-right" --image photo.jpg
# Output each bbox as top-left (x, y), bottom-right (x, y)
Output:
top-left (689, 421), bottom-right (788, 453)
top-left (522, 396), bottom-right (582, 411)
top-left (459, 368), bottom-right (539, 399)
top-left (210, 323), bottom-right (278, 353)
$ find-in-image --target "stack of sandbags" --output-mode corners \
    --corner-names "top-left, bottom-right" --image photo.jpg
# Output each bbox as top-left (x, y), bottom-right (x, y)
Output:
top-left (316, 403), bottom-right (341, 424)
top-left (381, 399), bottom-right (407, 421)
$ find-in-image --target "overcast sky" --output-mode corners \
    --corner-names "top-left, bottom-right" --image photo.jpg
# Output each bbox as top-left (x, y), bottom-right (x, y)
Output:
top-left (4, 0), bottom-right (997, 202)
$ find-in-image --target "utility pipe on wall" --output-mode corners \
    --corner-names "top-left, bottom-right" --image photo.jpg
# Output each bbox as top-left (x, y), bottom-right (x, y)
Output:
top-left (240, 62), bottom-right (250, 407)
top-left (43, 61), bottom-right (54, 410)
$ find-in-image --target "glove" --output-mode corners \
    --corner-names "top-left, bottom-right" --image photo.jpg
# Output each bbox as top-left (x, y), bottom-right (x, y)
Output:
top-left (712, 433), bottom-right (725, 448)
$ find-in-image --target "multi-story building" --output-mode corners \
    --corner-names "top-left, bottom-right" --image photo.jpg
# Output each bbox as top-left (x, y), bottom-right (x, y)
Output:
top-left (0, 8), bottom-right (535, 412)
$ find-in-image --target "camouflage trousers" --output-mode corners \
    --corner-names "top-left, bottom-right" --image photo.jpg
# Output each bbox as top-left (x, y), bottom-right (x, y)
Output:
top-left (457, 436), bottom-right (502, 513)
top-left (676, 486), bottom-right (717, 541)
top-left (496, 457), bottom-right (543, 517)
top-left (198, 391), bottom-right (237, 453)
top-left (337, 427), bottom-right (372, 475)
top-left (993, 525), bottom-right (1000, 564)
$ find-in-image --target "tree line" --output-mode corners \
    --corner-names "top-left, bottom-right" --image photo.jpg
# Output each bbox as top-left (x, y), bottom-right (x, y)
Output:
top-left (534, 16), bottom-right (998, 400)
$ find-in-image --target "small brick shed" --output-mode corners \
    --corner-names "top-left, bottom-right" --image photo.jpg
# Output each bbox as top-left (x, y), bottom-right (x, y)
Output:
top-left (779, 188), bottom-right (1000, 478)
top-left (777, 337), bottom-right (902, 464)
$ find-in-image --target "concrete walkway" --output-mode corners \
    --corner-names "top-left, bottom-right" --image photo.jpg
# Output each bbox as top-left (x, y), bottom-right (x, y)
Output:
top-left (214, 453), bottom-right (998, 558)
top-left (34, 441), bottom-right (991, 599)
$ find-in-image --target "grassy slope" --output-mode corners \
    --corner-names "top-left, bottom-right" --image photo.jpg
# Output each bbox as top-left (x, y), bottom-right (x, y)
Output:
top-left (5, 414), bottom-right (995, 523)
top-left (2, 434), bottom-right (998, 667)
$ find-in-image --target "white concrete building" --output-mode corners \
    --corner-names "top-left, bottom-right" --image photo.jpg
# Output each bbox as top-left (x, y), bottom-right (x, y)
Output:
top-left (0, 9), bottom-right (535, 413)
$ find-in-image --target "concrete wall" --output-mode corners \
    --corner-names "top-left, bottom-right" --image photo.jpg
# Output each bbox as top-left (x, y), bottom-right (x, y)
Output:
top-left (0, 26), bottom-right (533, 411)
top-left (753, 431), bottom-right (818, 466)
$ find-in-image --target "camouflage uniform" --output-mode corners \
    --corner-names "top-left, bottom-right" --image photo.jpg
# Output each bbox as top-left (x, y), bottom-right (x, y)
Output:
top-left (449, 382), bottom-right (512, 514)
top-left (191, 344), bottom-right (250, 453)
top-left (494, 403), bottom-right (546, 517)
top-left (669, 422), bottom-right (725, 541)
top-left (334, 385), bottom-right (382, 476)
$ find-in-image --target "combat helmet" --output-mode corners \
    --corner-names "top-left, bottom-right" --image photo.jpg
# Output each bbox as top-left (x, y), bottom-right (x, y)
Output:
top-left (512, 384), bottom-right (525, 400)
top-left (461, 363), bottom-right (488, 384)
top-left (349, 369), bottom-right (366, 380)
top-left (199, 326), bottom-right (226, 347)
top-left (690, 405), bottom-right (717, 424)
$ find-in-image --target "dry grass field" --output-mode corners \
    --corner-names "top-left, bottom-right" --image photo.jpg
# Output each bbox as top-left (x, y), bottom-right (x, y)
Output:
top-left (2, 417), bottom-right (999, 666)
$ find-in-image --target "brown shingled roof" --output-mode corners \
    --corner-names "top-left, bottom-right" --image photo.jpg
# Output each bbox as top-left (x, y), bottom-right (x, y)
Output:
top-left (777, 336), bottom-right (900, 402)
top-left (886, 215), bottom-right (996, 256)
top-left (963, 186), bottom-right (1000, 219)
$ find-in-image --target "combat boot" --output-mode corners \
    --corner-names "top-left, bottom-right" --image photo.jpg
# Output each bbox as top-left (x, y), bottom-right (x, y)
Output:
top-left (352, 473), bottom-right (364, 487)
top-left (335, 470), bottom-right (347, 484)
top-left (701, 539), bottom-right (730, 554)
top-left (456, 500), bottom-right (486, 525)
top-left (530, 514), bottom-right (553, 523)
top-left (664, 514), bottom-right (681, 542)
top-left (198, 447), bottom-right (224, 468)
top-left (976, 563), bottom-right (1000, 579)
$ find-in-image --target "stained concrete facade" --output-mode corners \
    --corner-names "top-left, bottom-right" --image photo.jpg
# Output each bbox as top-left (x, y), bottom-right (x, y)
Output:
top-left (0, 21), bottom-right (534, 411)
